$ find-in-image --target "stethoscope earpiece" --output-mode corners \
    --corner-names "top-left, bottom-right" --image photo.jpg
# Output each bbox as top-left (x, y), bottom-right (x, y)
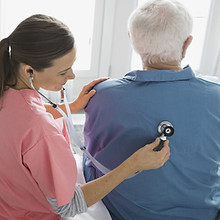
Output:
top-left (29, 72), bottom-right (57, 108)
top-left (27, 69), bottom-right (33, 75)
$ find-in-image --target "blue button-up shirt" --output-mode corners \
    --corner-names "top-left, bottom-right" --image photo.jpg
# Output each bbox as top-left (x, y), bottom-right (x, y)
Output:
top-left (83, 66), bottom-right (220, 220)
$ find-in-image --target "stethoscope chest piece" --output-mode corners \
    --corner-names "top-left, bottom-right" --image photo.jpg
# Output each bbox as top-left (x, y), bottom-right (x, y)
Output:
top-left (154, 120), bottom-right (174, 151)
top-left (158, 121), bottom-right (174, 139)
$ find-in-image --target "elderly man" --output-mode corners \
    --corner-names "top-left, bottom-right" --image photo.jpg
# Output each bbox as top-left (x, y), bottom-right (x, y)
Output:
top-left (83, 0), bottom-right (220, 219)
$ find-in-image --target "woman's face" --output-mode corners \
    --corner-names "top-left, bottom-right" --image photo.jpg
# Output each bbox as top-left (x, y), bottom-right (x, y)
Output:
top-left (33, 47), bottom-right (76, 91)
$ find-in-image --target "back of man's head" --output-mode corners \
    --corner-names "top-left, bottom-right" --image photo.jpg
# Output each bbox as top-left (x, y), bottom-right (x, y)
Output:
top-left (128, 0), bottom-right (193, 63)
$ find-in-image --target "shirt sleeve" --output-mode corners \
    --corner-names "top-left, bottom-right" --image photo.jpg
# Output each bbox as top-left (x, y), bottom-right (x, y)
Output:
top-left (23, 118), bottom-right (77, 207)
top-left (47, 185), bottom-right (87, 217)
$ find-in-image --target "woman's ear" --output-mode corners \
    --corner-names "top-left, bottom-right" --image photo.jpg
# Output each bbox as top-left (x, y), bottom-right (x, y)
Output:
top-left (182, 35), bottom-right (193, 59)
top-left (22, 64), bottom-right (34, 77)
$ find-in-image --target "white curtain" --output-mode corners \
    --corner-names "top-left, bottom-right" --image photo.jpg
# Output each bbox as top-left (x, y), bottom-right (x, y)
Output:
top-left (200, 0), bottom-right (220, 77)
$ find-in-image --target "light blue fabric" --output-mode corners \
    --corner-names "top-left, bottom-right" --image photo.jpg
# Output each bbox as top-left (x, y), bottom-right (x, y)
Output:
top-left (83, 66), bottom-right (220, 220)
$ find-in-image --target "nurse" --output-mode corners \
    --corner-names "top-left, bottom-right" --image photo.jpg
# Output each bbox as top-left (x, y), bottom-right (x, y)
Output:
top-left (0, 14), bottom-right (170, 219)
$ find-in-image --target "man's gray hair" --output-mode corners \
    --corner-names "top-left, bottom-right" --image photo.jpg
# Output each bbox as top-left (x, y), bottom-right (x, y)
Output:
top-left (128, 0), bottom-right (193, 63)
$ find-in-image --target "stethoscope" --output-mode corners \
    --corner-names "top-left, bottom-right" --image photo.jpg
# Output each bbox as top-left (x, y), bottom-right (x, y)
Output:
top-left (29, 70), bottom-right (174, 177)
top-left (154, 121), bottom-right (174, 151)
top-left (28, 70), bottom-right (110, 174)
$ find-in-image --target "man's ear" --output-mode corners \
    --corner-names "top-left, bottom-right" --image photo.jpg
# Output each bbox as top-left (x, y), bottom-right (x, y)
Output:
top-left (128, 31), bottom-right (131, 39)
top-left (182, 35), bottom-right (193, 59)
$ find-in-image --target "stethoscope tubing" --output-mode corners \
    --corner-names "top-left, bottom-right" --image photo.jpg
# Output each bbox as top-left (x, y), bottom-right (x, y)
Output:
top-left (29, 76), bottom-right (174, 178)
top-left (29, 76), bottom-right (111, 175)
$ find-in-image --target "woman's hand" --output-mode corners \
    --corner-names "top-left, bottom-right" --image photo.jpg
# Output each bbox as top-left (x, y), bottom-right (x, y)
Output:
top-left (128, 138), bottom-right (170, 173)
top-left (69, 77), bottom-right (109, 113)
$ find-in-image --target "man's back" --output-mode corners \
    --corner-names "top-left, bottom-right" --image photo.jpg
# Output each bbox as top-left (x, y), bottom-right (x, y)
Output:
top-left (83, 67), bottom-right (220, 220)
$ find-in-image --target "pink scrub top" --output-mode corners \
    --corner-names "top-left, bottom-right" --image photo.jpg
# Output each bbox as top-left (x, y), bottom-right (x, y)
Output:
top-left (0, 88), bottom-right (77, 220)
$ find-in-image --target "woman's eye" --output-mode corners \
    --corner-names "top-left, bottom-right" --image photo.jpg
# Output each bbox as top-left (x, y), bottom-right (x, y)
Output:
top-left (60, 72), bottom-right (67, 76)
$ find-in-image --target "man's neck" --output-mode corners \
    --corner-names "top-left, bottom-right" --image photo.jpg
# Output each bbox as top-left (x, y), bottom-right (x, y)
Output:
top-left (143, 60), bottom-right (182, 71)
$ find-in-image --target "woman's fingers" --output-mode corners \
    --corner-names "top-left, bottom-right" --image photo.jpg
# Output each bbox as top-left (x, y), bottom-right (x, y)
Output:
top-left (134, 138), bottom-right (171, 171)
top-left (155, 140), bottom-right (170, 166)
top-left (147, 138), bottom-right (161, 150)
top-left (83, 78), bottom-right (109, 92)
top-left (71, 77), bottom-right (109, 113)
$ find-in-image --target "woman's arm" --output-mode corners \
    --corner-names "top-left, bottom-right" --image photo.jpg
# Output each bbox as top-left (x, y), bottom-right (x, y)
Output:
top-left (80, 138), bottom-right (170, 207)
top-left (48, 138), bottom-right (170, 217)
top-left (45, 78), bottom-right (109, 119)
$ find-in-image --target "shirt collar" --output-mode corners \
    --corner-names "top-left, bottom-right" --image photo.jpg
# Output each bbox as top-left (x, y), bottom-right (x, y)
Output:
top-left (123, 66), bottom-right (195, 82)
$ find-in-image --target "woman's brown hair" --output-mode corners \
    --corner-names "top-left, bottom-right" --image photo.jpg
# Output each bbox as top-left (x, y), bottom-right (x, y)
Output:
top-left (0, 14), bottom-right (74, 98)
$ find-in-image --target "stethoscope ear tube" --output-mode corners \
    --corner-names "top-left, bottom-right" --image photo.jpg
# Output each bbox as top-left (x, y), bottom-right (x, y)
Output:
top-left (54, 105), bottom-right (111, 175)
top-left (29, 75), bottom-right (57, 107)
top-left (29, 75), bottom-right (111, 175)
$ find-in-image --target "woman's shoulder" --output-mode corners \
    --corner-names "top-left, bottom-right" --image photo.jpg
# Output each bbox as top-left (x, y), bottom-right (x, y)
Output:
top-left (1, 88), bottom-right (65, 145)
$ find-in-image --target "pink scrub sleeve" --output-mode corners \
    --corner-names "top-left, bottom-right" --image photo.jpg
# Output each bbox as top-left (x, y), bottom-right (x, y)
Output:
top-left (23, 117), bottom-right (77, 207)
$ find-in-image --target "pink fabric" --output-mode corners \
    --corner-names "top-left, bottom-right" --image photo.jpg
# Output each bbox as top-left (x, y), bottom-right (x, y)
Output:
top-left (0, 88), bottom-right (77, 220)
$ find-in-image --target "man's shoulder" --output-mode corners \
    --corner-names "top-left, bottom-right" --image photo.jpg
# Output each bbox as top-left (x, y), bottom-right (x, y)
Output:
top-left (94, 78), bottom-right (129, 92)
top-left (196, 74), bottom-right (220, 86)
top-left (86, 78), bottom-right (129, 109)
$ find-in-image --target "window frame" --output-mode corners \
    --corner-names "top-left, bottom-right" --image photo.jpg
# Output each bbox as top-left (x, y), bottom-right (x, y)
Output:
top-left (0, 0), bottom-right (219, 102)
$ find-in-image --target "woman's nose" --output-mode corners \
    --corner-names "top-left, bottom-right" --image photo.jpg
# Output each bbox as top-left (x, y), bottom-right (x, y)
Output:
top-left (67, 69), bottom-right (75, 80)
